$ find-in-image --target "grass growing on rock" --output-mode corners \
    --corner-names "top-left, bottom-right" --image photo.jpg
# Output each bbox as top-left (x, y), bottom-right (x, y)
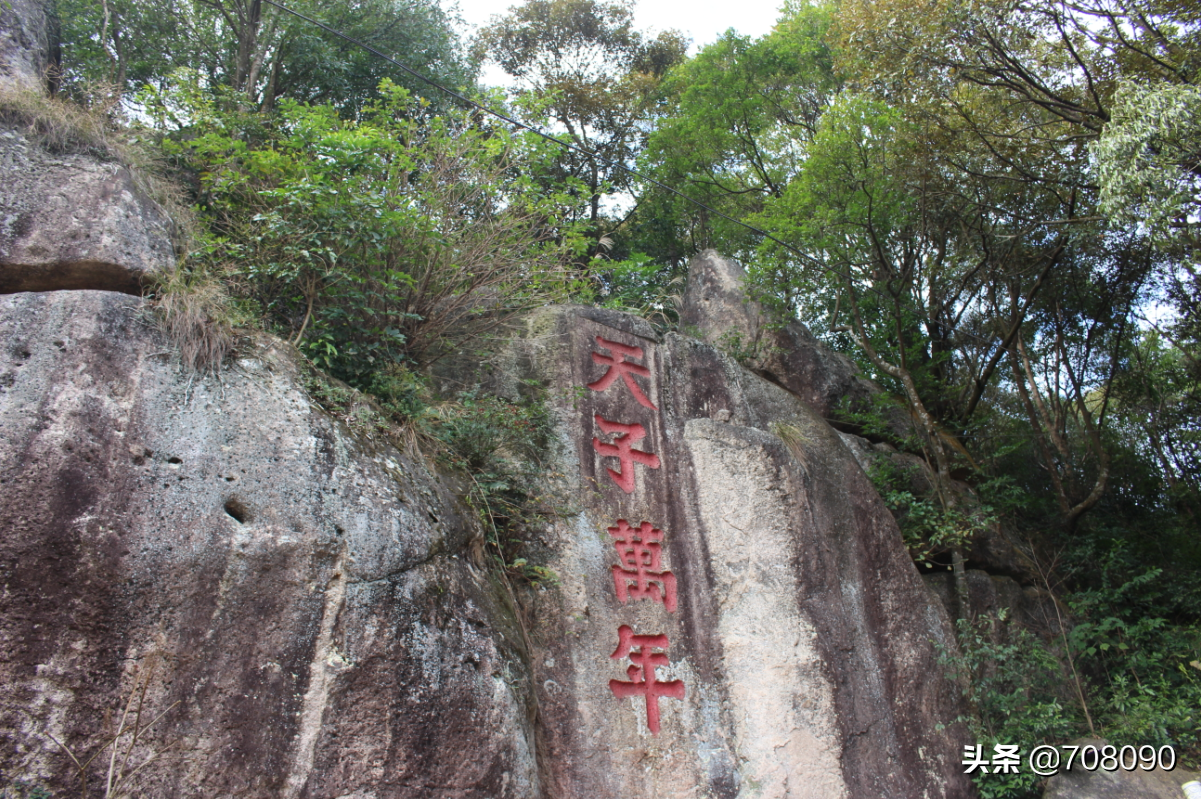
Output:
top-left (0, 86), bottom-right (122, 158)
top-left (149, 265), bottom-right (248, 373)
top-left (0, 86), bottom-right (193, 227)
top-left (303, 361), bottom-right (564, 587)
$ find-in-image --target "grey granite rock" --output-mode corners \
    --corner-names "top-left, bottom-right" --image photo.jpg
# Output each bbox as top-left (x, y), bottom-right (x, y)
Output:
top-left (488, 304), bottom-right (974, 798)
top-left (0, 126), bottom-right (177, 294)
top-left (0, 290), bottom-right (538, 798)
top-left (0, 0), bottom-right (52, 93)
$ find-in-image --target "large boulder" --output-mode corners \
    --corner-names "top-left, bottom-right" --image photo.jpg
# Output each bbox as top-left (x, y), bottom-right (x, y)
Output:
top-left (0, 291), bottom-right (539, 797)
top-left (679, 249), bottom-right (888, 427)
top-left (1042, 739), bottom-right (1199, 798)
top-left (480, 305), bottom-right (974, 798)
top-left (0, 0), bottom-right (52, 93)
top-left (0, 126), bottom-right (177, 294)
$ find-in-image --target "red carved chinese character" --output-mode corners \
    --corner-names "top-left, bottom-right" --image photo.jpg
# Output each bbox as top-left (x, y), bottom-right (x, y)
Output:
top-left (587, 336), bottom-right (656, 410)
top-left (591, 415), bottom-right (661, 493)
top-left (610, 520), bottom-right (677, 612)
top-left (609, 625), bottom-right (685, 734)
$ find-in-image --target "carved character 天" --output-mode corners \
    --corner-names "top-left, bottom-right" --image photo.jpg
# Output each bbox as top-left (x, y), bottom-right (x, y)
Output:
top-left (591, 414), bottom-right (661, 493)
top-left (609, 625), bottom-right (685, 734)
top-left (609, 520), bottom-right (677, 612)
top-left (587, 336), bottom-right (656, 409)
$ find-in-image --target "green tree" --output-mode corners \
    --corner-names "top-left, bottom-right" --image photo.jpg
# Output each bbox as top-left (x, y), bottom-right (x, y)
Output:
top-left (1096, 83), bottom-right (1201, 252)
top-left (835, 0), bottom-right (1199, 133)
top-left (639, 2), bottom-right (839, 260)
top-left (1111, 330), bottom-right (1201, 518)
top-left (54, 0), bottom-right (475, 115)
top-left (475, 0), bottom-right (687, 242)
top-left (1094, 82), bottom-right (1201, 360)
top-left (834, 0), bottom-right (1200, 355)
top-left (165, 80), bottom-right (586, 379)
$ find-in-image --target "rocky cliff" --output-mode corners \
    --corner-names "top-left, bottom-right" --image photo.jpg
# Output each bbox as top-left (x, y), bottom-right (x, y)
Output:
top-left (484, 305), bottom-right (973, 797)
top-left (0, 291), bottom-right (541, 797)
top-left (0, 285), bottom-right (973, 797)
top-left (0, 1), bottom-right (977, 793)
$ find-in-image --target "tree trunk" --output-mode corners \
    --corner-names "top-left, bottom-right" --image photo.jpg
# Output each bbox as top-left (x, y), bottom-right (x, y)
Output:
top-left (234, 0), bottom-right (262, 98)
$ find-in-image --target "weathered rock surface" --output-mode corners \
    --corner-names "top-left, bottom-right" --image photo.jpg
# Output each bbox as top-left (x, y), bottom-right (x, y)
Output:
top-left (679, 249), bottom-right (890, 427)
top-left (691, 251), bottom-right (1034, 585)
top-left (0, 127), bottom-right (177, 294)
top-left (0, 0), bottom-right (52, 92)
top-left (482, 305), bottom-right (974, 798)
top-left (924, 569), bottom-right (1064, 639)
top-left (0, 291), bottom-right (538, 797)
top-left (1042, 739), bottom-right (1199, 798)
top-left (839, 429), bottom-right (1036, 588)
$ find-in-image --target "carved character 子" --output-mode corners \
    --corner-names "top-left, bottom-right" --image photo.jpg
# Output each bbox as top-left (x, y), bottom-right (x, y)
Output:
top-left (609, 625), bottom-right (685, 734)
top-left (609, 520), bottom-right (677, 612)
top-left (591, 414), bottom-right (660, 493)
top-left (587, 336), bottom-right (656, 409)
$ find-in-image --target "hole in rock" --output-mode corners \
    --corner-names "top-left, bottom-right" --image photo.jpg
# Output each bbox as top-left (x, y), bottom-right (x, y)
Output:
top-left (224, 497), bottom-right (251, 524)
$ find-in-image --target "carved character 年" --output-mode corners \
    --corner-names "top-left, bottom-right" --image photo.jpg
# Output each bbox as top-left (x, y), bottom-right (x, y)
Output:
top-left (608, 625), bottom-right (685, 734)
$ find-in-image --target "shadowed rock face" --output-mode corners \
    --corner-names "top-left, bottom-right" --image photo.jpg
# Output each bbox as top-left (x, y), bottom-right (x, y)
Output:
top-left (0, 127), bottom-right (177, 295)
top-left (0, 291), bottom-right (539, 798)
top-left (0, 0), bottom-right (52, 92)
top-left (678, 250), bottom-right (883, 425)
top-left (1042, 739), bottom-right (1199, 799)
top-left (487, 306), bottom-right (974, 798)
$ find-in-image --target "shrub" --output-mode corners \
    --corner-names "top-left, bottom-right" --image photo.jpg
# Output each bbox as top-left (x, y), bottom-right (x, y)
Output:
top-left (154, 75), bottom-right (589, 383)
top-left (945, 554), bottom-right (1201, 799)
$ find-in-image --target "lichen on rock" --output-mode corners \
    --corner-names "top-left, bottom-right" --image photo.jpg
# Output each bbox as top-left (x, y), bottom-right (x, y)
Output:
top-left (0, 291), bottom-right (540, 798)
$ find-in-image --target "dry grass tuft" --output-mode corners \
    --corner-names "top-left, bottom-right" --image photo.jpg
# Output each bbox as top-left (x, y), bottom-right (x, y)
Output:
top-left (772, 421), bottom-right (813, 473)
top-left (0, 86), bottom-right (122, 158)
top-left (150, 266), bottom-right (244, 373)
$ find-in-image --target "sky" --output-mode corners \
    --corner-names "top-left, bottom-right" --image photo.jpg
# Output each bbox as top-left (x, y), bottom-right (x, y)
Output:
top-left (451, 0), bottom-right (788, 55)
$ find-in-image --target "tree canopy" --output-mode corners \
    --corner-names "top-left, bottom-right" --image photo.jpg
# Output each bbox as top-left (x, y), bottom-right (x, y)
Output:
top-left (54, 0), bottom-right (475, 113)
top-left (475, 0), bottom-right (687, 242)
